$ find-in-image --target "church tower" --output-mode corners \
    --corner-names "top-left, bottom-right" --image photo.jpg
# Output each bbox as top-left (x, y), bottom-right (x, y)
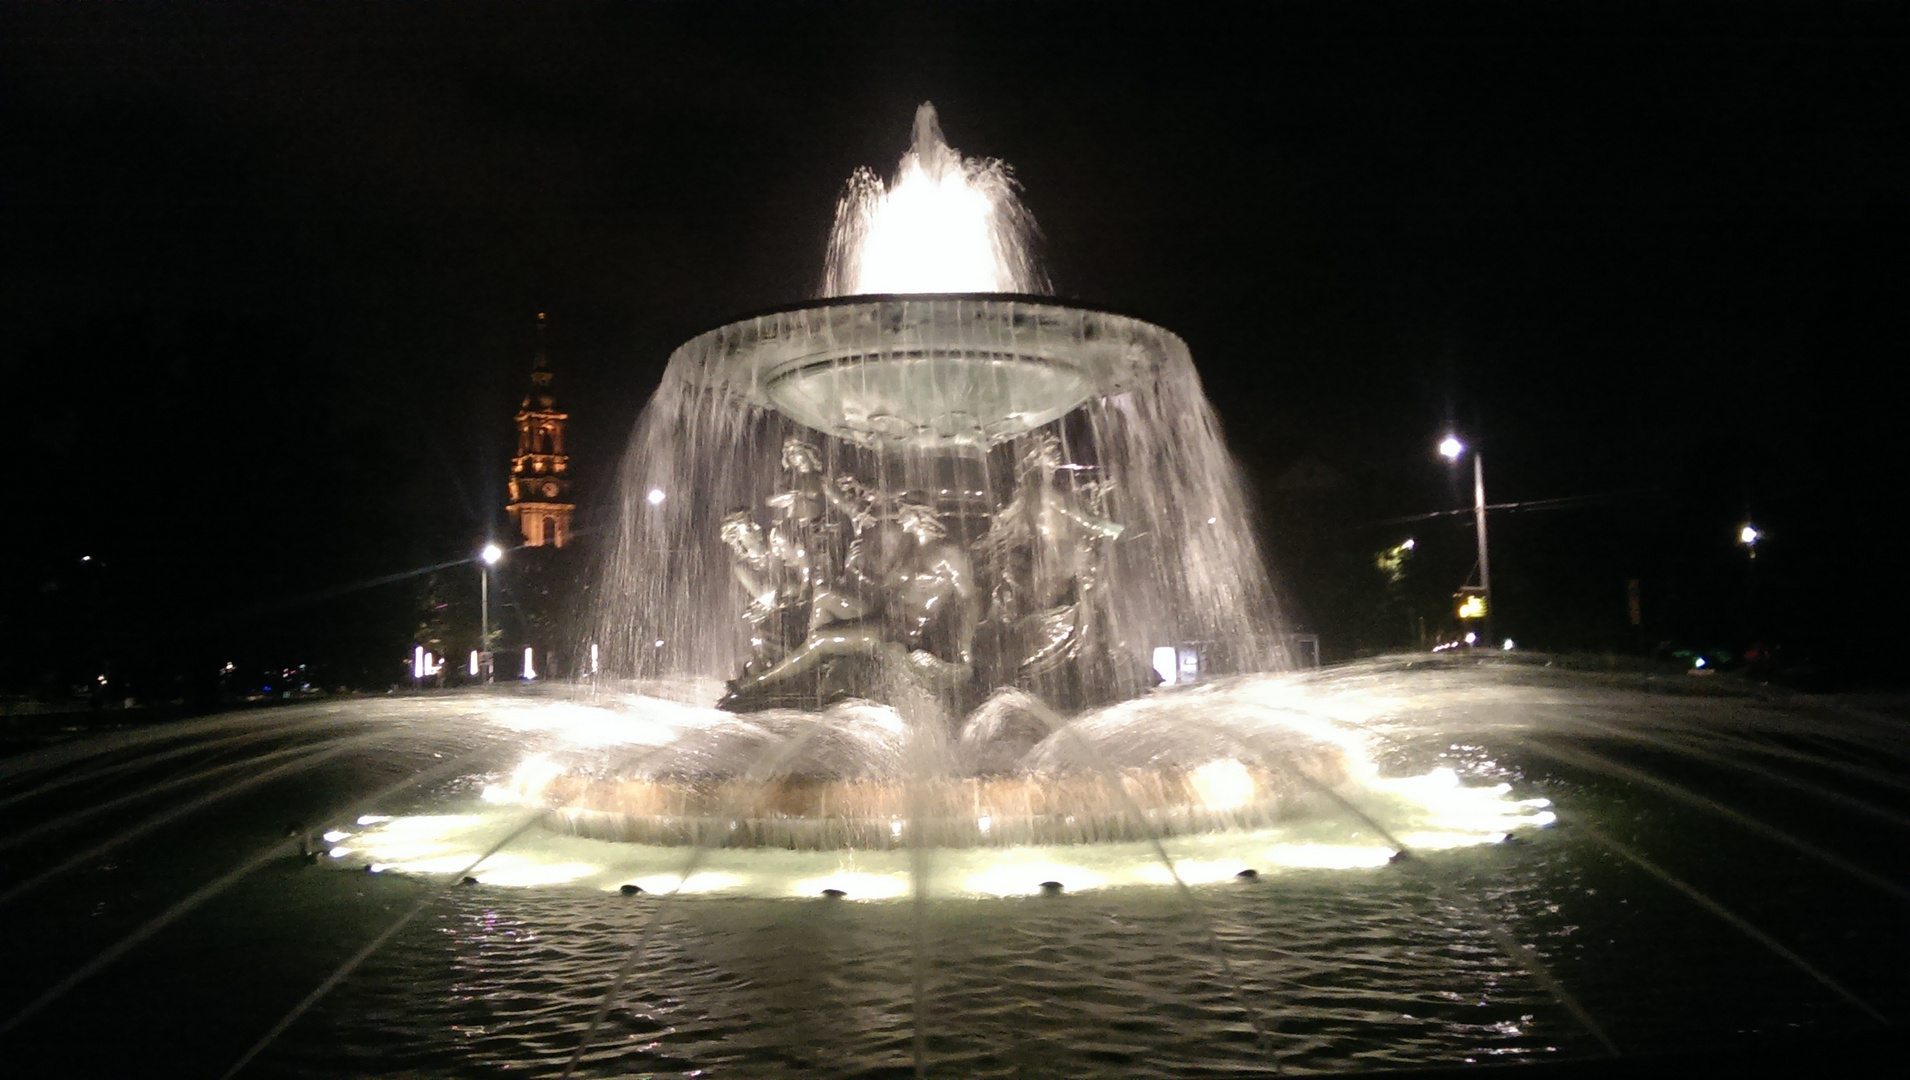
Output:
top-left (506, 313), bottom-right (575, 548)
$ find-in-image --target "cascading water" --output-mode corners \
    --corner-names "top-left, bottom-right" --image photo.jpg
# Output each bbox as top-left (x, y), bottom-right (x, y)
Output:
top-left (581, 102), bottom-right (1291, 847)
top-left (595, 106), bottom-right (1279, 702)
top-left (8, 105), bottom-right (1903, 1080)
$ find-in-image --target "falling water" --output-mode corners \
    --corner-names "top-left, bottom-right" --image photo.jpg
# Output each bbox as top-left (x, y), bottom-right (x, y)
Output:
top-left (823, 103), bottom-right (1049, 297)
top-left (591, 105), bottom-right (1285, 720)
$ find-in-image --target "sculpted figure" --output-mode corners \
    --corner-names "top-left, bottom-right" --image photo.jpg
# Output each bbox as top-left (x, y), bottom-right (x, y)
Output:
top-left (763, 438), bottom-right (877, 622)
top-left (885, 496), bottom-right (979, 667)
top-left (718, 494), bottom-right (977, 708)
top-left (983, 433), bottom-right (1124, 675)
top-left (720, 509), bottom-right (804, 672)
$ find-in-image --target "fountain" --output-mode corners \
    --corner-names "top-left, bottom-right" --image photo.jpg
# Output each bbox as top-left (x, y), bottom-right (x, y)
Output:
top-left (571, 104), bottom-right (1300, 850)
top-left (1, 107), bottom-right (1902, 1079)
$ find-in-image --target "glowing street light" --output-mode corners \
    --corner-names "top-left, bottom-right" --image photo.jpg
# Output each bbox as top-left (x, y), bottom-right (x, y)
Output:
top-left (1738, 522), bottom-right (1761, 552)
top-left (478, 542), bottom-right (504, 683)
top-left (647, 487), bottom-right (666, 506)
top-left (1440, 434), bottom-right (1492, 647)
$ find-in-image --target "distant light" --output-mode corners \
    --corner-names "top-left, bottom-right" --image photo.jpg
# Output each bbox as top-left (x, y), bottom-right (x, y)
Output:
top-left (1694, 656), bottom-right (1707, 669)
top-left (1738, 523), bottom-right (1760, 546)
top-left (1502, 638), bottom-right (1515, 651)
top-left (1463, 631), bottom-right (1477, 645)
top-left (412, 645), bottom-right (426, 680)
top-left (468, 650), bottom-right (480, 677)
top-left (481, 543), bottom-right (504, 566)
top-left (523, 647), bottom-right (537, 680)
top-left (80, 555), bottom-right (92, 563)
top-left (1438, 435), bottom-right (1465, 460)
top-left (1152, 646), bottom-right (1177, 685)
top-left (1207, 517), bottom-right (1218, 525)
top-left (322, 829), bottom-right (351, 843)
top-left (647, 488), bottom-right (666, 506)
top-left (654, 639), bottom-right (665, 649)
top-left (1401, 538), bottom-right (1416, 551)
top-left (589, 643), bottom-right (600, 674)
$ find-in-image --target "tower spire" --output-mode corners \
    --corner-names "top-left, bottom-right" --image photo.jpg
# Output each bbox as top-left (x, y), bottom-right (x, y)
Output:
top-left (506, 312), bottom-right (575, 548)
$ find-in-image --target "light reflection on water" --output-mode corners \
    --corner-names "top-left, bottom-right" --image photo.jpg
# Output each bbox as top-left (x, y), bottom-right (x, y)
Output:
top-left (6, 661), bottom-right (1904, 1078)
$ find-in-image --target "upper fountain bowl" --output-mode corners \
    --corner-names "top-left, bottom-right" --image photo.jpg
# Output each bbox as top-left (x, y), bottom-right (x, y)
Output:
top-left (675, 294), bottom-right (1180, 448)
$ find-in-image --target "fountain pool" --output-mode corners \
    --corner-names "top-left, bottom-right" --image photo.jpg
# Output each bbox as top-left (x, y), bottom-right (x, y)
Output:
top-left (3, 658), bottom-right (1907, 1078)
top-left (6, 108), bottom-right (1904, 1077)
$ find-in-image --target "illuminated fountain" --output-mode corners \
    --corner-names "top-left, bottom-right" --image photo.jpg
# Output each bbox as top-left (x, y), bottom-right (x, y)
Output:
top-left (6, 106), bottom-right (1897, 1079)
top-left (555, 103), bottom-right (1321, 852)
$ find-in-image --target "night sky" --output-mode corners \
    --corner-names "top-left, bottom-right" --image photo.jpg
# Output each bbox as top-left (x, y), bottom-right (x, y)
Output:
top-left (4, 1), bottom-right (1906, 695)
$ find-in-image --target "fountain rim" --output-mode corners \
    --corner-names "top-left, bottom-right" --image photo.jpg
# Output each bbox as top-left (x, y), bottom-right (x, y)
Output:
top-left (667, 292), bottom-right (1192, 447)
top-left (688, 291), bottom-right (1183, 336)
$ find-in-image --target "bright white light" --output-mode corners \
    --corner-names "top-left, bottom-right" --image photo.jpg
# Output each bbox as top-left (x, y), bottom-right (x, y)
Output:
top-left (1189, 759), bottom-right (1256, 811)
top-left (411, 645), bottom-right (426, 680)
top-left (481, 543), bottom-right (504, 566)
top-left (1401, 538), bottom-right (1416, 550)
top-left (1438, 435), bottom-right (1465, 460)
top-left (1463, 631), bottom-right (1477, 645)
top-left (1739, 523), bottom-right (1760, 545)
top-left (522, 647), bottom-right (536, 680)
top-left (589, 643), bottom-right (600, 674)
top-left (976, 814), bottom-right (993, 835)
top-left (1152, 646), bottom-right (1178, 686)
top-left (1502, 638), bottom-right (1515, 651)
top-left (321, 829), bottom-right (351, 843)
top-left (647, 488), bottom-right (665, 506)
top-left (1694, 656), bottom-right (1707, 669)
top-left (469, 650), bottom-right (480, 677)
top-left (849, 157), bottom-right (1005, 294)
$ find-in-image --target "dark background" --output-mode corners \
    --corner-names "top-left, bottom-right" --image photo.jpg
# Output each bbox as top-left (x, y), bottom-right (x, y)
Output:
top-left (3, 0), bottom-right (1905, 701)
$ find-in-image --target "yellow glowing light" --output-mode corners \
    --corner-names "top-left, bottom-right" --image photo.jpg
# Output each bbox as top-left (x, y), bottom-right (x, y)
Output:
top-left (963, 862), bottom-right (1106, 897)
top-left (1189, 758), bottom-right (1256, 811)
top-left (1262, 843), bottom-right (1395, 870)
top-left (624, 872), bottom-right (746, 896)
top-left (1134, 859), bottom-right (1253, 886)
top-left (791, 872), bottom-right (912, 900)
top-left (453, 855), bottom-right (602, 888)
top-left (1457, 594), bottom-right (1487, 620)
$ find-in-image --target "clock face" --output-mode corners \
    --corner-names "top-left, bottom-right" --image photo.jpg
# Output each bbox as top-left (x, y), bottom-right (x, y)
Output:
top-left (542, 482), bottom-right (559, 499)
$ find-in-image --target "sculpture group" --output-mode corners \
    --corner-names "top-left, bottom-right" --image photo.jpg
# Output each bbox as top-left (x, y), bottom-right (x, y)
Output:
top-left (717, 435), bottom-right (1136, 714)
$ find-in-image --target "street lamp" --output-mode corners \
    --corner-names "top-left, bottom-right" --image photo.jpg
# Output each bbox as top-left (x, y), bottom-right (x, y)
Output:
top-left (479, 542), bottom-right (504, 683)
top-left (1440, 435), bottom-right (1493, 647)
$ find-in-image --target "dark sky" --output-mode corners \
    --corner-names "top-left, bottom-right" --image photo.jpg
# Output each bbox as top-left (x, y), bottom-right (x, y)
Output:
top-left (3, 1), bottom-right (1906, 687)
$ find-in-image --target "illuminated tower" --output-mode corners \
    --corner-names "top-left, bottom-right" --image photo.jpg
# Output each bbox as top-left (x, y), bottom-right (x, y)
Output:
top-left (506, 313), bottom-right (575, 548)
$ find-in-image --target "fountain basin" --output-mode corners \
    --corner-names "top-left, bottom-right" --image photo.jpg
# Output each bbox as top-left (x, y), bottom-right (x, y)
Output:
top-left (678, 295), bottom-right (1175, 447)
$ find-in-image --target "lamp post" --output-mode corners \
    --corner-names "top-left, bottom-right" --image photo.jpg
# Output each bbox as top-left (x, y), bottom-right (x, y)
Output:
top-left (479, 542), bottom-right (503, 683)
top-left (1439, 435), bottom-right (1493, 648)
